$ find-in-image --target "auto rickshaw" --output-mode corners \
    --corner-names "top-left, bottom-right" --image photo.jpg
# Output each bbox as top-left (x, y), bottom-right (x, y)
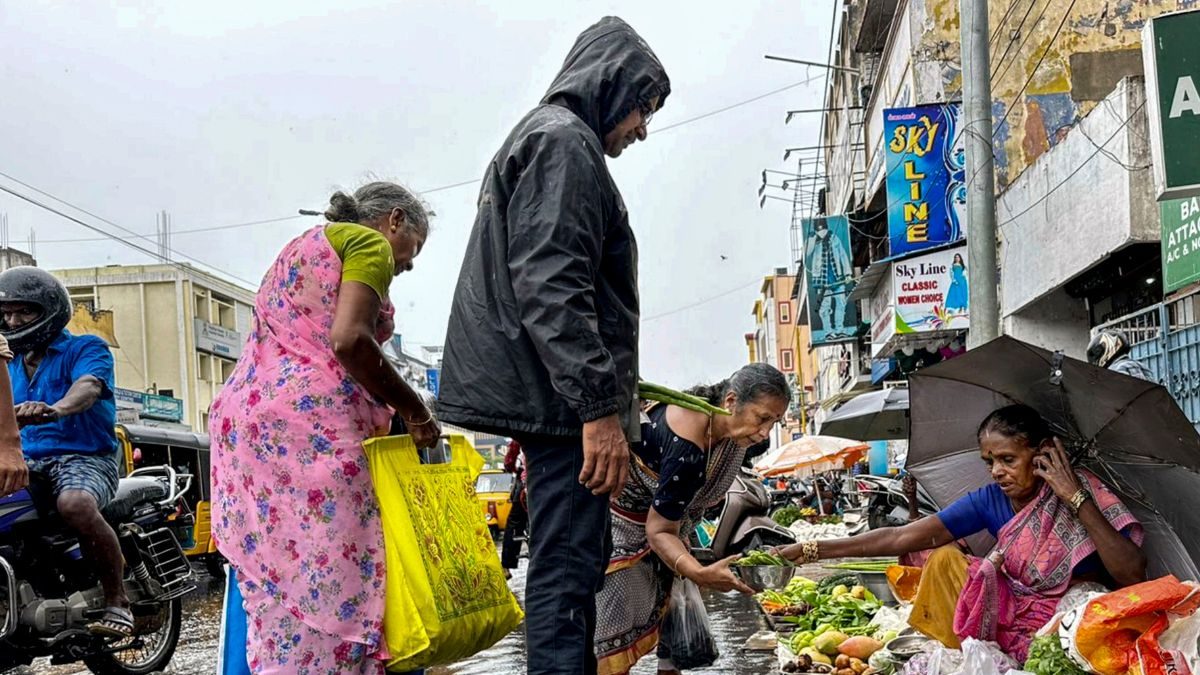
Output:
top-left (475, 469), bottom-right (514, 538)
top-left (117, 424), bottom-right (221, 571)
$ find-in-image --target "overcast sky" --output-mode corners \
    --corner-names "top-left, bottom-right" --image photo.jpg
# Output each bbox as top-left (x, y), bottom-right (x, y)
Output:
top-left (0, 0), bottom-right (835, 388)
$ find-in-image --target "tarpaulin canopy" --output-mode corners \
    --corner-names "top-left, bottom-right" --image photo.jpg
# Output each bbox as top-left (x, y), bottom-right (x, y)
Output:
top-left (907, 335), bottom-right (1200, 580)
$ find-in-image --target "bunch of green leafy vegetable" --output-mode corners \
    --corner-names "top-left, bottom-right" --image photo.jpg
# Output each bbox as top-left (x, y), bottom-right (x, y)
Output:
top-left (767, 574), bottom-right (882, 633)
top-left (1024, 635), bottom-right (1089, 675)
top-left (772, 506), bottom-right (802, 527)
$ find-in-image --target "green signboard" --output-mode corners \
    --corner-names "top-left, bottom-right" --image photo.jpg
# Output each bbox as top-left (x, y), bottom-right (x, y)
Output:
top-left (1162, 196), bottom-right (1200, 292)
top-left (1144, 9), bottom-right (1200, 200)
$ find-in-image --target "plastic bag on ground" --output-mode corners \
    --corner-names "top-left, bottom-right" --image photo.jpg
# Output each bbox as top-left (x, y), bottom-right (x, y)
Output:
top-left (1058, 575), bottom-right (1200, 675)
top-left (365, 434), bottom-right (524, 671)
top-left (1159, 610), bottom-right (1200, 673)
top-left (947, 638), bottom-right (1019, 675)
top-left (660, 577), bottom-right (719, 669)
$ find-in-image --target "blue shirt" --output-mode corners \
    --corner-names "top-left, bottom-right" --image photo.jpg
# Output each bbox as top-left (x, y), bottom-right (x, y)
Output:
top-left (936, 482), bottom-right (1128, 576)
top-left (10, 331), bottom-right (117, 459)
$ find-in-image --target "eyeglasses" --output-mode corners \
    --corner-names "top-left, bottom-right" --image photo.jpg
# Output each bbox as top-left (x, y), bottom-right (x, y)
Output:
top-left (639, 102), bottom-right (656, 127)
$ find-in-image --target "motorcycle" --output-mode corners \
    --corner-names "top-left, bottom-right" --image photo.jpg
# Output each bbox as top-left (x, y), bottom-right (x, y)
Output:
top-left (854, 474), bottom-right (938, 530)
top-left (0, 464), bottom-right (194, 674)
top-left (691, 468), bottom-right (796, 564)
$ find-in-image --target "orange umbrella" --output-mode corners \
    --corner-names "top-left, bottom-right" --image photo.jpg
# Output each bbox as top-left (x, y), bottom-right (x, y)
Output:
top-left (754, 436), bottom-right (869, 477)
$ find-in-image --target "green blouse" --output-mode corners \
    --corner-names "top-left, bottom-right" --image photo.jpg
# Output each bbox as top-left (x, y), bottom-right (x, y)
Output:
top-left (324, 223), bottom-right (395, 299)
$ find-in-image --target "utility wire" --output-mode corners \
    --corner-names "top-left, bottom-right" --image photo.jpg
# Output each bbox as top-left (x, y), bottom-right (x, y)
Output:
top-left (421, 77), bottom-right (824, 196)
top-left (990, 0), bottom-right (1042, 83)
top-left (996, 99), bottom-right (1145, 227)
top-left (643, 279), bottom-right (761, 322)
top-left (39, 214), bottom-right (304, 243)
top-left (991, 0), bottom-right (1078, 142)
top-left (0, 177), bottom-right (259, 287)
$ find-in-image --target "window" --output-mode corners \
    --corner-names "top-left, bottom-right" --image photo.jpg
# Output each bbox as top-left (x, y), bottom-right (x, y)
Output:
top-left (213, 294), bottom-right (236, 329)
top-left (778, 301), bottom-right (791, 324)
top-left (199, 411), bottom-right (209, 433)
top-left (68, 287), bottom-right (96, 313)
top-left (193, 291), bottom-right (210, 323)
top-left (218, 357), bottom-right (237, 383)
top-left (780, 349), bottom-right (795, 372)
top-left (197, 353), bottom-right (212, 382)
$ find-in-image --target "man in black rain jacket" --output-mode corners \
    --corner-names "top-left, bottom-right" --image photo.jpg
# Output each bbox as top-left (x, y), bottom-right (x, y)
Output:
top-left (438, 16), bottom-right (670, 675)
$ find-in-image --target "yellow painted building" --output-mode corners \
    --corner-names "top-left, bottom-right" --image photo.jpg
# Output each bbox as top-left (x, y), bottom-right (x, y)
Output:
top-left (50, 263), bottom-right (256, 432)
top-left (749, 269), bottom-right (819, 442)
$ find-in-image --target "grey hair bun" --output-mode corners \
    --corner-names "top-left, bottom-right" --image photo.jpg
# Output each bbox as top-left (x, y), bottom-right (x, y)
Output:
top-left (324, 191), bottom-right (361, 223)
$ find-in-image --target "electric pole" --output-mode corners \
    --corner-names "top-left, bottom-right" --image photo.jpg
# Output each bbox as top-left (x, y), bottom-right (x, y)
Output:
top-left (960, 0), bottom-right (1000, 347)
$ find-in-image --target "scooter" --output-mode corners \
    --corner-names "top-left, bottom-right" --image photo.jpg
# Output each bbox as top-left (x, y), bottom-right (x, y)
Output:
top-left (690, 468), bottom-right (796, 564)
top-left (855, 474), bottom-right (938, 530)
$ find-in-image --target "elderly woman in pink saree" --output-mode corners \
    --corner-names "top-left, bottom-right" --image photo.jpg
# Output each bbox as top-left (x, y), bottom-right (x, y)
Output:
top-left (780, 404), bottom-right (1146, 661)
top-left (210, 182), bottom-right (440, 674)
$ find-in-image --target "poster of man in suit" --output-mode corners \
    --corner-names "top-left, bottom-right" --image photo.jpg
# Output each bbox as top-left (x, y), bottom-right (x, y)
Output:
top-left (803, 215), bottom-right (859, 344)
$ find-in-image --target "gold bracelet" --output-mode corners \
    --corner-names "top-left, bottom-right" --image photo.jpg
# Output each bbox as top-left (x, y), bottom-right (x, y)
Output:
top-left (798, 540), bottom-right (820, 564)
top-left (1068, 488), bottom-right (1090, 515)
top-left (672, 552), bottom-right (688, 575)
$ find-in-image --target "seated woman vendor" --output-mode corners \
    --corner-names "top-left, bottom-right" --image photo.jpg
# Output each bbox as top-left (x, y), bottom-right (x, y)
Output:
top-left (779, 404), bottom-right (1145, 661)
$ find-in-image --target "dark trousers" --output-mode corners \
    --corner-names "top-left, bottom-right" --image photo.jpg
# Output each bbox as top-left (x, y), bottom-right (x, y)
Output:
top-left (501, 479), bottom-right (528, 570)
top-left (520, 436), bottom-right (612, 675)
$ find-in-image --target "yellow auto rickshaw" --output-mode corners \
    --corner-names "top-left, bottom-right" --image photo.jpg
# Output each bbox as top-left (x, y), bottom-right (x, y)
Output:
top-left (475, 469), bottom-right (514, 538)
top-left (117, 424), bottom-right (220, 569)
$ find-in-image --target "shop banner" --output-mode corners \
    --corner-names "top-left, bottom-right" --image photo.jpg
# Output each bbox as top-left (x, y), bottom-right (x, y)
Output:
top-left (883, 103), bottom-right (966, 258)
top-left (1143, 9), bottom-right (1200, 200)
top-left (869, 275), bottom-right (896, 357)
top-left (802, 215), bottom-right (860, 345)
top-left (1162, 195), bottom-right (1200, 292)
top-left (892, 246), bottom-right (970, 334)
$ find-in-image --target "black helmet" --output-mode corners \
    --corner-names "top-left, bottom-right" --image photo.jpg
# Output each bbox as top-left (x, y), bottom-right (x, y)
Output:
top-left (1087, 328), bottom-right (1132, 369)
top-left (0, 267), bottom-right (72, 354)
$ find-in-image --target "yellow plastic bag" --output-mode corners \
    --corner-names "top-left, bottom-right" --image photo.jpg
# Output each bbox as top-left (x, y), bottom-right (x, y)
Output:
top-left (365, 434), bottom-right (524, 672)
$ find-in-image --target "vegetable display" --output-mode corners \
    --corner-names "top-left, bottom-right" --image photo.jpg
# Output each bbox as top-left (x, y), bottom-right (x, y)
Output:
top-left (735, 550), bottom-right (794, 567)
top-left (638, 381), bottom-right (731, 416)
top-left (1024, 634), bottom-right (1090, 675)
top-left (773, 506), bottom-right (803, 527)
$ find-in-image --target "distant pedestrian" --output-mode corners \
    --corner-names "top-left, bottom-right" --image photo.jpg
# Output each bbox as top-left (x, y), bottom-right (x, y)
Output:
top-left (1087, 328), bottom-right (1155, 381)
top-left (437, 16), bottom-right (670, 675)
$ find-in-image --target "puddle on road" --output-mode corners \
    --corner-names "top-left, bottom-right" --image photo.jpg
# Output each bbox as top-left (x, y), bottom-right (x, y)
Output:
top-left (30, 560), bottom-right (777, 675)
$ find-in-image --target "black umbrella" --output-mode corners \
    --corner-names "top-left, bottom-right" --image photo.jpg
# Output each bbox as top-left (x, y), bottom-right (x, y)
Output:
top-left (907, 335), bottom-right (1200, 580)
top-left (820, 387), bottom-right (909, 441)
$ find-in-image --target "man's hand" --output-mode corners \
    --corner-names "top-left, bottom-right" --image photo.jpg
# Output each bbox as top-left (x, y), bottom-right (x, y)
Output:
top-left (15, 402), bottom-right (59, 428)
top-left (0, 445), bottom-right (27, 496)
top-left (579, 414), bottom-right (629, 498)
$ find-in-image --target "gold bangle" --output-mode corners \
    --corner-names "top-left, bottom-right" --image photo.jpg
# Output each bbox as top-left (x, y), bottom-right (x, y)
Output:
top-left (672, 552), bottom-right (688, 575)
top-left (798, 540), bottom-right (820, 564)
top-left (1068, 489), bottom-right (1090, 515)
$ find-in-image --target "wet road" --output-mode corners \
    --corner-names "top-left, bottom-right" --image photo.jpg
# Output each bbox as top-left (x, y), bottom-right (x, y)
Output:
top-left (30, 561), bottom-right (777, 675)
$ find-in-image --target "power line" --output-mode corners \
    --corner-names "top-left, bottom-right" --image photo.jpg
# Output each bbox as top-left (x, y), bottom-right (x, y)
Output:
top-left (990, 0), bottom-right (1042, 83)
top-left (39, 214), bottom-right (304, 244)
top-left (420, 76), bottom-right (824, 196)
top-left (991, 0), bottom-right (1078, 142)
top-left (0, 177), bottom-right (259, 287)
top-left (643, 279), bottom-right (761, 322)
top-left (997, 99), bottom-right (1145, 228)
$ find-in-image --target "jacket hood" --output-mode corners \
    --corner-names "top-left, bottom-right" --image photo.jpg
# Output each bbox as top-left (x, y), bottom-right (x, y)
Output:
top-left (541, 16), bottom-right (671, 141)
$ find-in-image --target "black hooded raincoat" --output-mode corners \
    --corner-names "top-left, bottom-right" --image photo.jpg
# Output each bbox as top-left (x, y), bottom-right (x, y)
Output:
top-left (438, 17), bottom-right (670, 439)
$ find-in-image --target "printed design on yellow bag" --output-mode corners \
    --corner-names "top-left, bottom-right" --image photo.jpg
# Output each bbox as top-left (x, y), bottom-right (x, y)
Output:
top-left (399, 465), bottom-right (511, 621)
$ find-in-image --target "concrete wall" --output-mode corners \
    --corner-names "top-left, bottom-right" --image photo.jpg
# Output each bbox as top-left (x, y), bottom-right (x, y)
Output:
top-left (998, 77), bottom-right (1153, 316)
top-left (1003, 285), bottom-right (1092, 359)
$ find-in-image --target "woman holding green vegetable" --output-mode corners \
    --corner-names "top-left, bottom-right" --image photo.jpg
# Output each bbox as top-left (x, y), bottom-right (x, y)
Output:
top-left (778, 404), bottom-right (1145, 661)
top-left (594, 363), bottom-right (790, 675)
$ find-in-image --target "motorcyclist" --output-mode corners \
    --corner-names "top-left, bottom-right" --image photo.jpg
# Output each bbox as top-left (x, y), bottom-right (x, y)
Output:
top-left (1087, 328), bottom-right (1154, 381)
top-left (0, 267), bottom-right (130, 637)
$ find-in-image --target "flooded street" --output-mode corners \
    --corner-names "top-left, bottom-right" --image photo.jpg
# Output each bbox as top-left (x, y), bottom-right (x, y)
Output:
top-left (28, 560), bottom-right (777, 675)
